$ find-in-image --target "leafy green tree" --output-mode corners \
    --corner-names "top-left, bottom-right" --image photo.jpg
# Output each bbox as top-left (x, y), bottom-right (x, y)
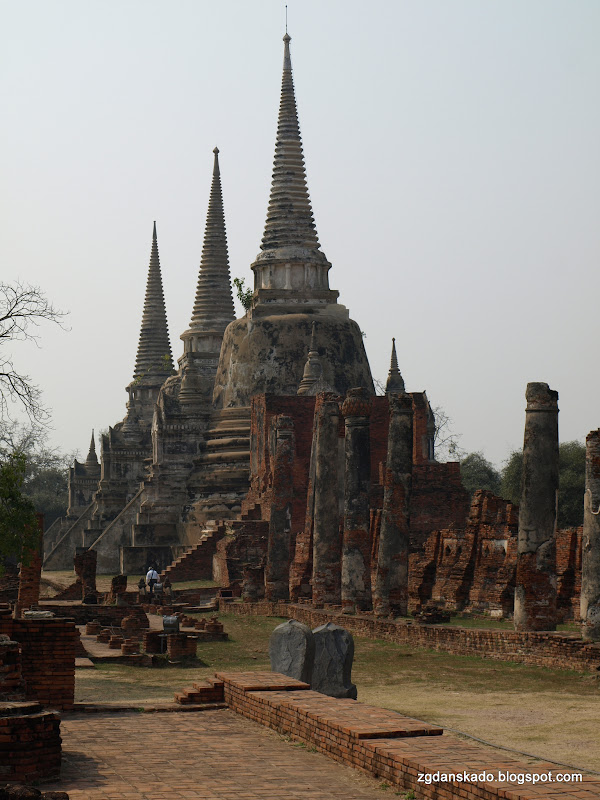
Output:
top-left (460, 451), bottom-right (501, 496)
top-left (0, 451), bottom-right (39, 572)
top-left (0, 421), bottom-right (70, 529)
top-left (500, 441), bottom-right (585, 527)
top-left (500, 449), bottom-right (523, 506)
top-left (233, 277), bottom-right (253, 312)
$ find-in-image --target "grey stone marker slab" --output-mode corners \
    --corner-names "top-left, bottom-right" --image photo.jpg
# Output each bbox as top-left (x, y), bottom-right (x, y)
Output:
top-left (311, 622), bottom-right (357, 699)
top-left (269, 619), bottom-right (315, 684)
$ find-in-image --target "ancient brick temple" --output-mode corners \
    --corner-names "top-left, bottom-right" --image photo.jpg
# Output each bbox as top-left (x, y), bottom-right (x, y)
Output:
top-left (42, 34), bottom-right (588, 625)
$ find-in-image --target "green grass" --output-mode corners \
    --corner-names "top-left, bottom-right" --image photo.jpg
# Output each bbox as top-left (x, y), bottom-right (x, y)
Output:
top-left (170, 579), bottom-right (219, 589)
top-left (76, 614), bottom-right (286, 703)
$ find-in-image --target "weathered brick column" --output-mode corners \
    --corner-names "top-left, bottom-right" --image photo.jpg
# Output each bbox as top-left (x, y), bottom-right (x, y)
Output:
top-left (265, 415), bottom-right (295, 601)
top-left (514, 382), bottom-right (558, 631)
top-left (15, 514), bottom-right (44, 618)
top-left (581, 429), bottom-right (600, 640)
top-left (341, 388), bottom-right (372, 613)
top-left (312, 393), bottom-right (343, 606)
top-left (373, 393), bottom-right (413, 617)
top-left (74, 548), bottom-right (97, 600)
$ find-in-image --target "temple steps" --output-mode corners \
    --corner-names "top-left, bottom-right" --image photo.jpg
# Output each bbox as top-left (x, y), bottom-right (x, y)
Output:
top-left (175, 678), bottom-right (224, 705)
top-left (161, 529), bottom-right (221, 582)
top-left (186, 407), bottom-right (252, 523)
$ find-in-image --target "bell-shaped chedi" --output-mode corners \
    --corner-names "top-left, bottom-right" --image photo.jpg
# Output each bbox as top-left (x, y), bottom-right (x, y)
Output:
top-left (213, 33), bottom-right (373, 408)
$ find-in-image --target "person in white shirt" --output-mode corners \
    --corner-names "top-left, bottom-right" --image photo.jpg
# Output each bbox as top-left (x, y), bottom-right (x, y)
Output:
top-left (146, 566), bottom-right (159, 596)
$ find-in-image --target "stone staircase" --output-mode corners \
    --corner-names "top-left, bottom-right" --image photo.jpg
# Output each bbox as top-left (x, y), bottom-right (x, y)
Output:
top-left (175, 676), bottom-right (225, 705)
top-left (185, 407), bottom-right (252, 523)
top-left (160, 528), bottom-right (222, 583)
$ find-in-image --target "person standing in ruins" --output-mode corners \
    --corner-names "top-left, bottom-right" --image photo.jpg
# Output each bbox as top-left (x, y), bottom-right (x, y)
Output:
top-left (145, 564), bottom-right (159, 597)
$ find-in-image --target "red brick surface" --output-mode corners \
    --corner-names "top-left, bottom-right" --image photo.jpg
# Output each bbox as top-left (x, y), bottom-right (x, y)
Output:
top-left (55, 709), bottom-right (391, 799)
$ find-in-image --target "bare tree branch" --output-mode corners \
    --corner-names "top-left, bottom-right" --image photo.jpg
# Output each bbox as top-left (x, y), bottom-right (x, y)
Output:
top-left (431, 405), bottom-right (464, 462)
top-left (0, 282), bottom-right (67, 422)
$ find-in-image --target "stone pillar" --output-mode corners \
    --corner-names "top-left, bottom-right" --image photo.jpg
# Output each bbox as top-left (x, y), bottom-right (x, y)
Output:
top-left (341, 387), bottom-right (372, 613)
top-left (373, 393), bottom-right (413, 617)
top-left (312, 393), bottom-right (343, 606)
top-left (581, 429), bottom-right (600, 641)
top-left (265, 415), bottom-right (295, 601)
top-left (514, 382), bottom-right (559, 631)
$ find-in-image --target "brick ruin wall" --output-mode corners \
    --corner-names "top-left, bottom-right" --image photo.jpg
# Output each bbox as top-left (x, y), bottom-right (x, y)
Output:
top-left (0, 618), bottom-right (76, 711)
top-left (219, 394), bottom-right (585, 620)
top-left (0, 618), bottom-right (66, 784)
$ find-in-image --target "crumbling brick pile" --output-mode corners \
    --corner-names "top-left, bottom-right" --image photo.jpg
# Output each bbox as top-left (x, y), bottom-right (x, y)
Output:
top-left (53, 549), bottom-right (99, 603)
top-left (106, 574), bottom-right (127, 604)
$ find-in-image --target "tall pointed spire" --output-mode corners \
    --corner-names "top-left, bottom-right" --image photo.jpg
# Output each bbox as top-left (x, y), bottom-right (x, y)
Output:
top-left (133, 222), bottom-right (174, 380)
top-left (188, 148), bottom-right (235, 333)
top-left (86, 430), bottom-right (98, 465)
top-left (258, 33), bottom-right (323, 257)
top-left (385, 338), bottom-right (405, 394)
top-left (252, 33), bottom-right (331, 279)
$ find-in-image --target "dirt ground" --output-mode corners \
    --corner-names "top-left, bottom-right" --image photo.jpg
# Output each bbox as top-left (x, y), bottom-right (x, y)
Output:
top-left (72, 612), bottom-right (600, 774)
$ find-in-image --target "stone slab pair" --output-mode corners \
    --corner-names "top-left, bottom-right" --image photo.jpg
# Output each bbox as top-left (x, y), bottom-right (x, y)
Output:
top-left (269, 619), bottom-right (357, 699)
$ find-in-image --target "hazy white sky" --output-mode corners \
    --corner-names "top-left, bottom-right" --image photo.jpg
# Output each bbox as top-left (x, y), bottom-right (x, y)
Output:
top-left (1, 0), bottom-right (599, 468)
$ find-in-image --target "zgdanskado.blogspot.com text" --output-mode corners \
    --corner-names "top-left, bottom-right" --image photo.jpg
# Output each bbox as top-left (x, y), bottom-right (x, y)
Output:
top-left (417, 771), bottom-right (582, 786)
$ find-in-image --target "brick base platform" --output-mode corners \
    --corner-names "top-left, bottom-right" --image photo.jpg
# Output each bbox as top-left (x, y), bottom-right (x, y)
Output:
top-left (0, 701), bottom-right (61, 783)
top-left (210, 671), bottom-right (600, 800)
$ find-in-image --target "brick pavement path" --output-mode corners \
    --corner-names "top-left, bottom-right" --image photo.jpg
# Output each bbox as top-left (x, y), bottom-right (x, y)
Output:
top-left (53, 709), bottom-right (389, 800)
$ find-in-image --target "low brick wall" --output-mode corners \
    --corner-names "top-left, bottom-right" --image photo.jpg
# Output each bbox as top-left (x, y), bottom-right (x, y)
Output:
top-left (39, 603), bottom-right (149, 628)
top-left (214, 671), bottom-right (599, 800)
top-left (219, 601), bottom-right (600, 673)
top-left (0, 619), bottom-right (76, 710)
top-left (0, 702), bottom-right (61, 783)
